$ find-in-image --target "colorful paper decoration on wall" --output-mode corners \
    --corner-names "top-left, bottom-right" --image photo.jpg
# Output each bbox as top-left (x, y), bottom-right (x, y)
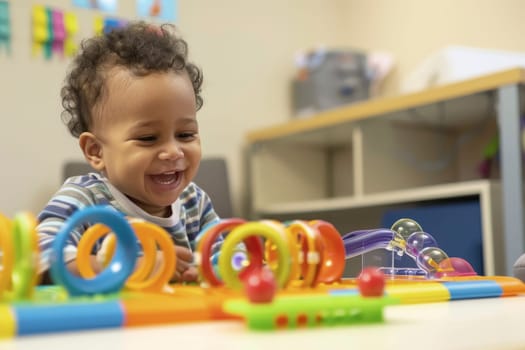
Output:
top-left (32, 5), bottom-right (78, 59)
top-left (73, 0), bottom-right (118, 13)
top-left (103, 17), bottom-right (128, 34)
top-left (0, 0), bottom-right (10, 54)
top-left (64, 12), bottom-right (79, 56)
top-left (137, 0), bottom-right (177, 22)
top-left (51, 10), bottom-right (65, 56)
top-left (94, 15), bottom-right (104, 35)
top-left (31, 6), bottom-right (49, 58)
top-left (94, 15), bottom-right (127, 36)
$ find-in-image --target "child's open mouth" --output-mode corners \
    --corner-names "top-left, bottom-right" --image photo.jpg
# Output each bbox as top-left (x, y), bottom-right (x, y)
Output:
top-left (150, 171), bottom-right (182, 186)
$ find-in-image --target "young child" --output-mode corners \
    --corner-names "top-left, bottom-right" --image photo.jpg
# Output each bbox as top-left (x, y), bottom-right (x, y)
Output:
top-left (37, 21), bottom-right (220, 283)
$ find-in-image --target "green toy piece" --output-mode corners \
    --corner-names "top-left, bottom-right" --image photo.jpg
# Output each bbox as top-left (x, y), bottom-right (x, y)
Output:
top-left (223, 294), bottom-right (398, 331)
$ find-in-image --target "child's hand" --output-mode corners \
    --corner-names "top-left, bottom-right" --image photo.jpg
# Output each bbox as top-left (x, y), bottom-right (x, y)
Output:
top-left (171, 246), bottom-right (198, 283)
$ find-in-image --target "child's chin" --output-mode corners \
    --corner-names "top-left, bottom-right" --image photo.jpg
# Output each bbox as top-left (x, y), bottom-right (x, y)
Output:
top-left (155, 197), bottom-right (179, 208)
top-left (154, 200), bottom-right (176, 208)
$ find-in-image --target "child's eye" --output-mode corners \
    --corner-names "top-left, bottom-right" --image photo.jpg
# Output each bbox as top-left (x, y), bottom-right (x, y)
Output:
top-left (136, 135), bottom-right (157, 142)
top-left (177, 132), bottom-right (197, 140)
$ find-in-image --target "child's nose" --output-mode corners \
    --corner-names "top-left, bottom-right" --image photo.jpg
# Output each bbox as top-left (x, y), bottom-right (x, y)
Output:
top-left (159, 141), bottom-right (184, 160)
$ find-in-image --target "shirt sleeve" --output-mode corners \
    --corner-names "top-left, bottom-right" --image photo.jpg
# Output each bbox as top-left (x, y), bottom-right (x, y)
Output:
top-left (200, 192), bottom-right (223, 256)
top-left (192, 185), bottom-right (247, 264)
top-left (36, 180), bottom-right (96, 273)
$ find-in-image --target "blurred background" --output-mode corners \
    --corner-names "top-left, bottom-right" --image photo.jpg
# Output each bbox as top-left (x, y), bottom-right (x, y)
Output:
top-left (2, 0), bottom-right (525, 220)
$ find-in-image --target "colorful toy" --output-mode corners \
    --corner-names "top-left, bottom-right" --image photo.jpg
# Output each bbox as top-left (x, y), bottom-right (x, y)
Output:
top-left (343, 218), bottom-right (476, 278)
top-left (357, 267), bottom-right (386, 297)
top-left (50, 207), bottom-right (138, 296)
top-left (242, 266), bottom-right (277, 303)
top-left (0, 205), bottom-right (524, 337)
top-left (224, 292), bottom-right (396, 331)
top-left (77, 218), bottom-right (176, 292)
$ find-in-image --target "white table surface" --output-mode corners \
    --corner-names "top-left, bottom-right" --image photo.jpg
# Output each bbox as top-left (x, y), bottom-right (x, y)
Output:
top-left (2, 296), bottom-right (525, 350)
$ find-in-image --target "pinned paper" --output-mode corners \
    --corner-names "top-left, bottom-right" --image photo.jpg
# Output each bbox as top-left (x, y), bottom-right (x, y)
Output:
top-left (32, 5), bottom-right (50, 58)
top-left (51, 10), bottom-right (65, 57)
top-left (137, 0), bottom-right (177, 22)
top-left (73, 0), bottom-right (118, 13)
top-left (32, 6), bottom-right (79, 59)
top-left (64, 12), bottom-right (79, 56)
top-left (94, 15), bottom-right (127, 36)
top-left (93, 15), bottom-right (104, 36)
top-left (0, 0), bottom-right (10, 54)
top-left (103, 17), bottom-right (127, 34)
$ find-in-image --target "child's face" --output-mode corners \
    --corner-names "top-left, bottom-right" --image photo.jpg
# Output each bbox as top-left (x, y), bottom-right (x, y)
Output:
top-left (84, 68), bottom-right (201, 217)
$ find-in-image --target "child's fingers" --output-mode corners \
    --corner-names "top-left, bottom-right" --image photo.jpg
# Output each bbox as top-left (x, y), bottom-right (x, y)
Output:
top-left (176, 259), bottom-right (190, 273)
top-left (169, 246), bottom-right (198, 282)
top-left (181, 266), bottom-right (198, 282)
top-left (174, 245), bottom-right (193, 262)
top-left (171, 264), bottom-right (198, 283)
top-left (171, 270), bottom-right (181, 282)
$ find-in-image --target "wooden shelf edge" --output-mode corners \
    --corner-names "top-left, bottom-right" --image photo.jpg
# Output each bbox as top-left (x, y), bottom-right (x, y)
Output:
top-left (246, 68), bottom-right (525, 144)
top-left (256, 180), bottom-right (500, 215)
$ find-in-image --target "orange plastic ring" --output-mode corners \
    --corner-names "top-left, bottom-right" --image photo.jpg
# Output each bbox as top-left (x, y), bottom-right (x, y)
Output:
top-left (261, 220), bottom-right (300, 286)
top-left (309, 220), bottom-right (345, 284)
top-left (77, 221), bottom-right (156, 282)
top-left (76, 224), bottom-right (108, 278)
top-left (0, 213), bottom-right (13, 296)
top-left (77, 219), bottom-right (175, 292)
top-left (124, 220), bottom-right (176, 292)
top-left (286, 220), bottom-right (323, 287)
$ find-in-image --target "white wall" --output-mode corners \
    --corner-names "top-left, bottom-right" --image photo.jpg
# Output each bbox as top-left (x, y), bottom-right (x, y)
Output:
top-left (0, 0), bottom-right (348, 217)
top-left (340, 0), bottom-right (525, 96)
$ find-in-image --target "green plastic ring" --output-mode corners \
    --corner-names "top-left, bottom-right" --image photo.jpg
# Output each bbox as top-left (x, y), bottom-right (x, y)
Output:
top-left (11, 212), bottom-right (38, 299)
top-left (218, 222), bottom-right (291, 290)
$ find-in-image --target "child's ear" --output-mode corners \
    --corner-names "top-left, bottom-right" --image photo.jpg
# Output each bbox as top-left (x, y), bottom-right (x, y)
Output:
top-left (79, 132), bottom-right (105, 171)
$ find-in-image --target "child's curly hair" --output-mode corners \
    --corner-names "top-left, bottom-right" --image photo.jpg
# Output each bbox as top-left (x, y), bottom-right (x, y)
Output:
top-left (61, 21), bottom-right (203, 138)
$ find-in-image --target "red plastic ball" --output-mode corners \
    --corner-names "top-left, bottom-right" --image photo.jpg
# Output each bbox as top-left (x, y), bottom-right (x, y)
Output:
top-left (243, 266), bottom-right (277, 303)
top-left (357, 267), bottom-right (385, 297)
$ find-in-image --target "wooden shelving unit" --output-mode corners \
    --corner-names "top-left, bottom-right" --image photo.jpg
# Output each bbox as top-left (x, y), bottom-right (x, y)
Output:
top-left (245, 68), bottom-right (525, 276)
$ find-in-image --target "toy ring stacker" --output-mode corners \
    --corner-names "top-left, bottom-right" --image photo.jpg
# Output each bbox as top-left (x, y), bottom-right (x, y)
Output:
top-left (196, 218), bottom-right (265, 286)
top-left (50, 206), bottom-right (138, 296)
top-left (286, 220), bottom-right (323, 287)
top-left (0, 213), bottom-right (14, 297)
top-left (10, 212), bottom-right (39, 299)
top-left (261, 220), bottom-right (300, 287)
top-left (76, 218), bottom-right (176, 292)
top-left (76, 221), bottom-right (156, 283)
top-left (218, 222), bottom-right (291, 290)
top-left (309, 220), bottom-right (345, 284)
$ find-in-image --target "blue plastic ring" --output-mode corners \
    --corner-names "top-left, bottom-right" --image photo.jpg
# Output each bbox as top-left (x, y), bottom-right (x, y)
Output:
top-left (49, 205), bottom-right (138, 296)
top-left (194, 218), bottom-right (221, 247)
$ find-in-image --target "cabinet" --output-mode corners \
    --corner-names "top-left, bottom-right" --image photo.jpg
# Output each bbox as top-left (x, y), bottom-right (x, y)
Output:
top-left (245, 68), bottom-right (525, 276)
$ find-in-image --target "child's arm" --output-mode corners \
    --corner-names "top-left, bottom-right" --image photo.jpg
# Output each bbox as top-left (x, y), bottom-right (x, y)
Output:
top-left (37, 218), bottom-right (86, 276)
top-left (66, 255), bottom-right (102, 275)
top-left (36, 178), bottom-right (99, 278)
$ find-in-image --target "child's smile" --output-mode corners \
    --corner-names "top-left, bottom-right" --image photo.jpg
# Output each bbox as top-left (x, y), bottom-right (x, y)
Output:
top-left (148, 170), bottom-right (184, 191)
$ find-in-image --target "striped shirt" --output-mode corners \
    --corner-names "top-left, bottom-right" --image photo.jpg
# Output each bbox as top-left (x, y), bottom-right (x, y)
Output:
top-left (37, 173), bottom-right (220, 273)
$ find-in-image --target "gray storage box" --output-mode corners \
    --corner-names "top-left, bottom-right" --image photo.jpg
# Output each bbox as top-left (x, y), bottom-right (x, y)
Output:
top-left (292, 50), bottom-right (370, 117)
